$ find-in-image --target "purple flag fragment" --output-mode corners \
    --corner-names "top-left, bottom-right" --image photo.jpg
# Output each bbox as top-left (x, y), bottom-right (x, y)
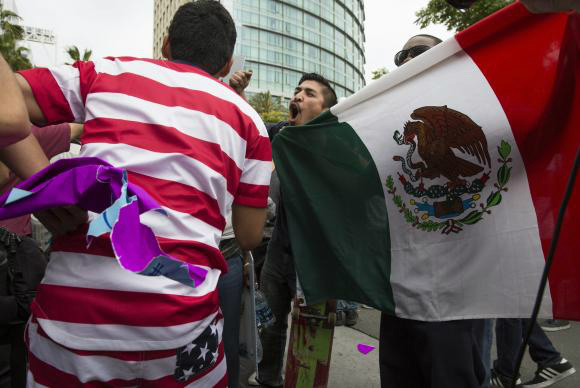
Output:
top-left (357, 343), bottom-right (376, 355)
top-left (0, 157), bottom-right (208, 287)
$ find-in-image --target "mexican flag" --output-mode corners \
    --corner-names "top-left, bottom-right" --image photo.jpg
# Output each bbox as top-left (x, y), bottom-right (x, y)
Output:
top-left (272, 3), bottom-right (580, 321)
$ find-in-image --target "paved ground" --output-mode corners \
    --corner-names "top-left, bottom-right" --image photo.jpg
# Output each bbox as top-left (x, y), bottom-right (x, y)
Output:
top-left (240, 308), bottom-right (579, 388)
top-left (352, 308), bottom-right (580, 388)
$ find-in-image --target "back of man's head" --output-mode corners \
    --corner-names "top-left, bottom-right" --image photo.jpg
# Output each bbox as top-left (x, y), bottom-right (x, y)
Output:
top-left (298, 73), bottom-right (338, 109)
top-left (168, 0), bottom-right (236, 75)
top-left (411, 34), bottom-right (442, 46)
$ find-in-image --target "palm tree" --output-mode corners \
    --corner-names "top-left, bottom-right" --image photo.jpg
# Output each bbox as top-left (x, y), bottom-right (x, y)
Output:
top-left (249, 91), bottom-right (284, 114)
top-left (65, 45), bottom-right (92, 64)
top-left (0, 2), bottom-right (32, 70)
top-left (249, 91), bottom-right (289, 123)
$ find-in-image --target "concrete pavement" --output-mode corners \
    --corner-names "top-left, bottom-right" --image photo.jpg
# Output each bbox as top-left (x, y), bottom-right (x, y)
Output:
top-left (240, 308), bottom-right (579, 388)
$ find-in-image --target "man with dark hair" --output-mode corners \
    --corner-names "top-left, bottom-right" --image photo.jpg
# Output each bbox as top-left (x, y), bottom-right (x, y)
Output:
top-left (166, 0), bottom-right (237, 75)
top-left (230, 72), bottom-right (337, 388)
top-left (0, 1), bottom-right (271, 387)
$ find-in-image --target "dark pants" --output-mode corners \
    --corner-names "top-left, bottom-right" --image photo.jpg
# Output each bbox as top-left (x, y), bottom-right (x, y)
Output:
top-left (0, 324), bottom-right (26, 388)
top-left (218, 254), bottom-right (243, 388)
top-left (256, 250), bottom-right (296, 387)
top-left (494, 318), bottom-right (561, 378)
top-left (473, 319), bottom-right (493, 387)
top-left (379, 313), bottom-right (485, 388)
top-left (250, 238), bottom-right (270, 286)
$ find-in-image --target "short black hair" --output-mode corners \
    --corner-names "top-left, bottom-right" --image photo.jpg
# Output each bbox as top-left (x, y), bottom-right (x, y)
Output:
top-left (168, 0), bottom-right (236, 75)
top-left (411, 34), bottom-right (443, 45)
top-left (298, 73), bottom-right (338, 109)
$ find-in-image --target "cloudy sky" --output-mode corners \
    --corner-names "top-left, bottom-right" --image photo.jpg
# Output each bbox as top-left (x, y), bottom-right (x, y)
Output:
top-left (9, 0), bottom-right (454, 81)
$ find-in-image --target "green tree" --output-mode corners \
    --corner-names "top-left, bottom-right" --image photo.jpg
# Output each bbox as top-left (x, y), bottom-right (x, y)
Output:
top-left (415, 0), bottom-right (515, 31)
top-left (0, 2), bottom-right (32, 70)
top-left (65, 45), bottom-right (92, 64)
top-left (371, 67), bottom-right (389, 80)
top-left (249, 91), bottom-right (288, 123)
top-left (261, 110), bottom-right (288, 123)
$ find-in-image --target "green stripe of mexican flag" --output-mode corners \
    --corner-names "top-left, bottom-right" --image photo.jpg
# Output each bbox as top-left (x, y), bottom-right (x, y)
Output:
top-left (272, 3), bottom-right (580, 321)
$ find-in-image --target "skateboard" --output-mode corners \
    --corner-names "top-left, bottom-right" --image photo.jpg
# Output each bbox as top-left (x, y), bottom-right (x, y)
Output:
top-left (283, 299), bottom-right (337, 388)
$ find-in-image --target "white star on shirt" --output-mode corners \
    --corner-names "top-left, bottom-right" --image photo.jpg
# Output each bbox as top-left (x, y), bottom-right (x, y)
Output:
top-left (198, 342), bottom-right (209, 361)
top-left (211, 350), bottom-right (219, 364)
top-left (182, 342), bottom-right (196, 355)
top-left (181, 367), bottom-right (195, 380)
top-left (209, 322), bottom-right (218, 336)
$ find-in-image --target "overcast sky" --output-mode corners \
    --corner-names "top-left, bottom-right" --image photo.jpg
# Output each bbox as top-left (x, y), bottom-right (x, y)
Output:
top-left (9, 0), bottom-right (454, 82)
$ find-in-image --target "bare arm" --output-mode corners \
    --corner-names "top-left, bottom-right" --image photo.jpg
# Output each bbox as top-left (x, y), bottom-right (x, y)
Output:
top-left (0, 55), bottom-right (31, 145)
top-left (229, 70), bottom-right (253, 102)
top-left (232, 204), bottom-right (267, 250)
top-left (69, 123), bottom-right (84, 142)
top-left (15, 73), bottom-right (47, 126)
top-left (0, 134), bottom-right (50, 180)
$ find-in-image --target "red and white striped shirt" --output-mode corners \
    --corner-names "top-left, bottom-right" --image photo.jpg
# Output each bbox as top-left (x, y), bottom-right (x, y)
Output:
top-left (19, 57), bottom-right (272, 351)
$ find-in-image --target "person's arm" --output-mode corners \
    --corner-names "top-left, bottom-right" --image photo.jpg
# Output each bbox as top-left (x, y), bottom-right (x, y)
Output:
top-left (229, 70), bottom-right (253, 101)
top-left (0, 55), bottom-right (31, 146)
top-left (5, 62), bottom-right (93, 235)
top-left (232, 204), bottom-right (267, 250)
top-left (15, 73), bottom-right (47, 126)
top-left (0, 134), bottom-right (50, 180)
top-left (69, 123), bottom-right (83, 142)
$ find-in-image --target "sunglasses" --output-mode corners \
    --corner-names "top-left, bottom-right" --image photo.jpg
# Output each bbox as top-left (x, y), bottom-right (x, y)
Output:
top-left (394, 45), bottom-right (432, 67)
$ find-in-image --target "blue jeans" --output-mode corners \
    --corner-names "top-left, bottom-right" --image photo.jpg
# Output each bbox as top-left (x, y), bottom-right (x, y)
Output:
top-left (256, 249), bottom-right (296, 387)
top-left (336, 300), bottom-right (358, 312)
top-left (218, 254), bottom-right (243, 388)
top-left (494, 318), bottom-right (561, 378)
top-left (473, 319), bottom-right (493, 387)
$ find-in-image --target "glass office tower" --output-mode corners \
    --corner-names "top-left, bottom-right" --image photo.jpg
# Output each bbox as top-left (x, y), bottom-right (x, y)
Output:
top-left (154, 0), bottom-right (366, 100)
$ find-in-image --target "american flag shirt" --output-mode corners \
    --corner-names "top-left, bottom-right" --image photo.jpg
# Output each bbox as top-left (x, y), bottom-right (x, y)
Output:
top-left (19, 57), bottom-right (272, 352)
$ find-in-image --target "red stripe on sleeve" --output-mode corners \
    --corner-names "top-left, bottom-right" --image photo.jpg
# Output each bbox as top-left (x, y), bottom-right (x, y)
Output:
top-left (74, 60), bottom-right (98, 105)
top-left (246, 135), bottom-right (273, 162)
top-left (234, 182), bottom-right (270, 208)
top-left (18, 68), bottom-right (75, 124)
top-left (456, 5), bottom-right (580, 319)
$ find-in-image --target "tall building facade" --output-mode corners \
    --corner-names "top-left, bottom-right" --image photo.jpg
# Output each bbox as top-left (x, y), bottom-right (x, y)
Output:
top-left (153, 0), bottom-right (365, 100)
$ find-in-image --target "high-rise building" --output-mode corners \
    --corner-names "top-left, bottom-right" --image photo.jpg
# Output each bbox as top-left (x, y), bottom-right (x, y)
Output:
top-left (153, 0), bottom-right (365, 100)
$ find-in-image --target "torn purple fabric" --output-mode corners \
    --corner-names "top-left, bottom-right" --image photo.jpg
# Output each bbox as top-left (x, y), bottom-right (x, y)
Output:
top-left (0, 157), bottom-right (208, 287)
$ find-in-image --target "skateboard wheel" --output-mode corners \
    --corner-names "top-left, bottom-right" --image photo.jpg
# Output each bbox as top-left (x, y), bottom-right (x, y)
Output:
top-left (292, 308), bottom-right (299, 320)
top-left (328, 312), bottom-right (336, 325)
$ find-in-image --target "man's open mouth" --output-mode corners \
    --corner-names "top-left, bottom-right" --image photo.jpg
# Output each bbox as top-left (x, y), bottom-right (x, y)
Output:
top-left (289, 103), bottom-right (300, 120)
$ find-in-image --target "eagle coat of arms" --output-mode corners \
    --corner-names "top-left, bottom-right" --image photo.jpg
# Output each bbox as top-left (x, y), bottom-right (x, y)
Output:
top-left (386, 105), bottom-right (513, 234)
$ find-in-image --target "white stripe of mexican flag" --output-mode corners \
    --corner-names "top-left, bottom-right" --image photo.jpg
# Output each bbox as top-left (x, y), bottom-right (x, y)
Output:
top-left (272, 3), bottom-right (580, 321)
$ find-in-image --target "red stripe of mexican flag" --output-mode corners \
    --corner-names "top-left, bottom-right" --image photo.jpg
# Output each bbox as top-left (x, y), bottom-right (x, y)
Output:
top-left (272, 2), bottom-right (580, 320)
top-left (456, 4), bottom-right (580, 319)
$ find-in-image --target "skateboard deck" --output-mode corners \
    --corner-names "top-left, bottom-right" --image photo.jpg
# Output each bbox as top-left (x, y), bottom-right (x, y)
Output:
top-left (283, 299), bottom-right (336, 388)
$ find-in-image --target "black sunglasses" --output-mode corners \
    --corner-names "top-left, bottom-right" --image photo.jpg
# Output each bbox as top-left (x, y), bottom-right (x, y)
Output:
top-left (394, 45), bottom-right (432, 67)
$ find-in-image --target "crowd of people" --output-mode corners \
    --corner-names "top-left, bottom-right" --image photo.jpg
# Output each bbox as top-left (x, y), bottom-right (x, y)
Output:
top-left (0, 0), bottom-right (579, 388)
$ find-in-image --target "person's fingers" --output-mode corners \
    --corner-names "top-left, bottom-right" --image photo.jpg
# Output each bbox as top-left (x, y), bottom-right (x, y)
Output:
top-left (230, 75), bottom-right (241, 87)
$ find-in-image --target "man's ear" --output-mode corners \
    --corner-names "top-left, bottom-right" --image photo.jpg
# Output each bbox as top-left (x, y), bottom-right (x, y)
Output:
top-left (215, 56), bottom-right (234, 78)
top-left (161, 36), bottom-right (172, 60)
